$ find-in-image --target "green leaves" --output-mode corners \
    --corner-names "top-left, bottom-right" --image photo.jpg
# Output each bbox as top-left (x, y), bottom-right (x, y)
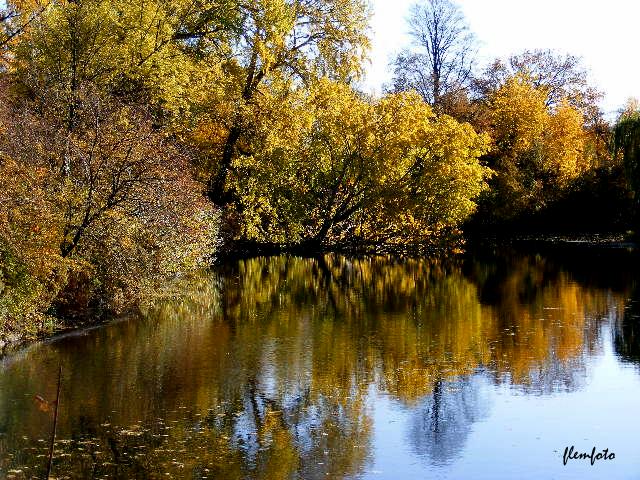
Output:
top-left (614, 111), bottom-right (640, 205)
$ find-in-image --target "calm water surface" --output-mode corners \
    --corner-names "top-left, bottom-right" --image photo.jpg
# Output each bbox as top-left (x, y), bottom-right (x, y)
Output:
top-left (1, 246), bottom-right (640, 479)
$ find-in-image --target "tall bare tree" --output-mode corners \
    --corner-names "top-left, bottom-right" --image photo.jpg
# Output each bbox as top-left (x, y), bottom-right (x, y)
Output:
top-left (390, 0), bottom-right (475, 113)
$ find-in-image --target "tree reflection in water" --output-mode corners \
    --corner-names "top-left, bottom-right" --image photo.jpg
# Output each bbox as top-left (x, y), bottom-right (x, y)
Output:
top-left (408, 375), bottom-right (490, 465)
top-left (0, 248), bottom-right (638, 478)
top-left (614, 287), bottom-right (640, 365)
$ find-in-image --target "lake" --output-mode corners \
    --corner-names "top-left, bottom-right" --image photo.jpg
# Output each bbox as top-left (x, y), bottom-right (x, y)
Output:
top-left (1, 245), bottom-right (640, 479)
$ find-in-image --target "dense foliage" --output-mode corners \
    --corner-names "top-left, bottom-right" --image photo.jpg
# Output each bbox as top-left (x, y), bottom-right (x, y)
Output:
top-left (614, 109), bottom-right (640, 214)
top-left (0, 86), bottom-right (218, 334)
top-left (477, 75), bottom-right (591, 220)
top-left (230, 80), bottom-right (490, 246)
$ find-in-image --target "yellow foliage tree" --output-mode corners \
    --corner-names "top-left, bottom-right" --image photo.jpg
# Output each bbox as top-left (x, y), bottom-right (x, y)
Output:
top-left (0, 86), bottom-right (218, 333)
top-left (203, 0), bottom-right (371, 205)
top-left (231, 79), bottom-right (491, 246)
top-left (544, 99), bottom-right (588, 184)
top-left (484, 74), bottom-right (590, 219)
top-left (10, 0), bottom-right (236, 124)
top-left (491, 74), bottom-right (548, 157)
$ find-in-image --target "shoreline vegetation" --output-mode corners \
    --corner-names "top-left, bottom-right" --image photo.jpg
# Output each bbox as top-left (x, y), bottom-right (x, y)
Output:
top-left (1, 0), bottom-right (640, 349)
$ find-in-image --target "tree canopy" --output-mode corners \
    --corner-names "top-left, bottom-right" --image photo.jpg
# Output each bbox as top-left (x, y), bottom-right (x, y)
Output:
top-left (231, 79), bottom-right (490, 246)
top-left (614, 108), bottom-right (640, 211)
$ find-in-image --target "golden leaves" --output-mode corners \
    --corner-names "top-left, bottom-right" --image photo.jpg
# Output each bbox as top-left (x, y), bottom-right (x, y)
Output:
top-left (491, 74), bottom-right (548, 156)
top-left (487, 73), bottom-right (593, 217)
top-left (228, 78), bottom-right (490, 245)
top-left (544, 99), bottom-right (588, 184)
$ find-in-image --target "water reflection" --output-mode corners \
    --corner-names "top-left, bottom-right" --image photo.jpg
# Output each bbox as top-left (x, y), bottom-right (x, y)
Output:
top-left (1, 248), bottom-right (639, 478)
top-left (408, 375), bottom-right (490, 465)
top-left (615, 293), bottom-right (640, 365)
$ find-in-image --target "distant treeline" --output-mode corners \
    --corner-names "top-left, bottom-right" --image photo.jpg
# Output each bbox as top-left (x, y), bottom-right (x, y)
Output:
top-left (0, 0), bottom-right (639, 337)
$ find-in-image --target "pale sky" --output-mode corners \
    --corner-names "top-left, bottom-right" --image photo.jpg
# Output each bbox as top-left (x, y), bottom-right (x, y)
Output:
top-left (364, 0), bottom-right (640, 117)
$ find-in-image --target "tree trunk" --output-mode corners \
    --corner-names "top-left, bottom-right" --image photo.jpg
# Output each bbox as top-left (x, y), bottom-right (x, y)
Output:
top-left (206, 48), bottom-right (265, 207)
top-left (207, 124), bottom-right (241, 206)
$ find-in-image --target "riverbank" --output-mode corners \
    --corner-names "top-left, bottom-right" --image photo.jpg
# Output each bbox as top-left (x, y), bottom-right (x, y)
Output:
top-left (216, 236), bottom-right (463, 262)
top-left (0, 301), bottom-right (178, 357)
top-left (468, 232), bottom-right (638, 249)
top-left (0, 310), bottom-right (122, 358)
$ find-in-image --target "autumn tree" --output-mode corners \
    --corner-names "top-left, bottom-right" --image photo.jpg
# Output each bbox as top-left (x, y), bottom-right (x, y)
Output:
top-left (478, 74), bottom-right (589, 221)
top-left (476, 50), bottom-right (608, 161)
top-left (0, 85), bottom-right (217, 331)
top-left (11, 0), bottom-right (239, 126)
top-left (474, 50), bottom-right (601, 116)
top-left (0, 0), bottom-right (48, 62)
top-left (231, 79), bottom-right (491, 247)
top-left (614, 106), bottom-right (640, 221)
top-left (203, 0), bottom-right (371, 206)
top-left (390, 0), bottom-right (476, 116)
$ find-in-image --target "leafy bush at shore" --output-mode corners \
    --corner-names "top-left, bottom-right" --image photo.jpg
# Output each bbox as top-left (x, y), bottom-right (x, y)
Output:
top-left (0, 87), bottom-right (218, 336)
